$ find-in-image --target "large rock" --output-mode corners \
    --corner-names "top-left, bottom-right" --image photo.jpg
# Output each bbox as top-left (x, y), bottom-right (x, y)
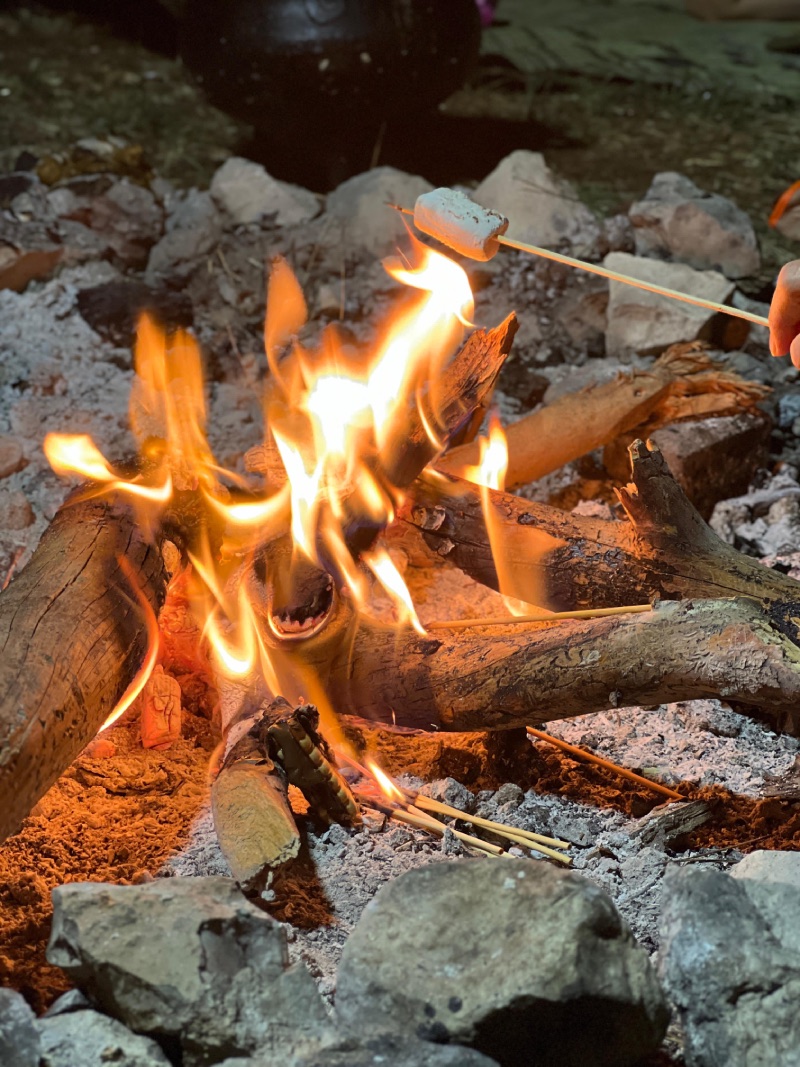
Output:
top-left (659, 865), bottom-right (800, 1067)
top-left (0, 988), bottom-right (41, 1067)
top-left (335, 860), bottom-right (668, 1067)
top-left (324, 166), bottom-right (433, 256)
top-left (604, 252), bottom-right (735, 357)
top-left (473, 150), bottom-right (601, 255)
top-left (629, 172), bottom-right (759, 279)
top-left (220, 1034), bottom-right (499, 1067)
top-left (37, 1010), bottom-right (170, 1067)
top-left (732, 849), bottom-right (800, 889)
top-left (46, 877), bottom-right (333, 1064)
top-left (210, 157), bottom-right (320, 227)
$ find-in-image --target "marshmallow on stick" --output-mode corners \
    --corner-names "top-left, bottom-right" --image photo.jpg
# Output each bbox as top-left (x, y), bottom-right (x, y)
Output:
top-left (409, 187), bottom-right (768, 330)
top-left (414, 188), bottom-right (509, 261)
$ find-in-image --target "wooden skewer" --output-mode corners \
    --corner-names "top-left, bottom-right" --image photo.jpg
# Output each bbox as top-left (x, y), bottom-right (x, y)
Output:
top-left (525, 726), bottom-right (683, 802)
top-left (356, 793), bottom-right (504, 856)
top-left (411, 795), bottom-right (570, 850)
top-left (395, 204), bottom-right (769, 329)
top-left (426, 604), bottom-right (653, 631)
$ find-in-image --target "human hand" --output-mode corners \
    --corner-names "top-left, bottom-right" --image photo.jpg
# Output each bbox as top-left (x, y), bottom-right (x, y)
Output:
top-left (769, 260), bottom-right (800, 368)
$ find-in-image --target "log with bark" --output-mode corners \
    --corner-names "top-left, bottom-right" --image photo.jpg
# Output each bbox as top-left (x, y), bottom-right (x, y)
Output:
top-left (271, 440), bottom-right (800, 736)
top-left (0, 495), bottom-right (170, 841)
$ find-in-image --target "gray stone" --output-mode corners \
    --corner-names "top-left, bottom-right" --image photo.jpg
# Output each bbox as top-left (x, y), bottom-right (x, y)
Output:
top-left (336, 860), bottom-right (668, 1067)
top-left (417, 777), bottom-right (476, 812)
top-left (37, 1010), bottom-right (170, 1067)
top-left (629, 172), bottom-right (759, 279)
top-left (47, 877), bottom-right (333, 1062)
top-left (0, 988), bottom-right (41, 1067)
top-left (146, 189), bottom-right (222, 278)
top-left (324, 166), bottom-right (433, 256)
top-left (659, 865), bottom-right (800, 1067)
top-left (226, 1033), bottom-right (499, 1067)
top-left (473, 150), bottom-right (601, 255)
top-left (604, 252), bottom-right (735, 357)
top-left (43, 988), bottom-right (93, 1016)
top-left (647, 413), bottom-right (771, 520)
top-left (732, 849), bottom-right (800, 887)
top-left (778, 393), bottom-right (800, 430)
top-left (210, 157), bottom-right (320, 227)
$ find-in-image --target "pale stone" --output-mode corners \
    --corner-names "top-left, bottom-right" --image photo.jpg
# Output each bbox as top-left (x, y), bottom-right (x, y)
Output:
top-left (473, 150), bottom-right (601, 255)
top-left (210, 157), bottom-right (320, 227)
top-left (324, 166), bottom-right (433, 256)
top-left (604, 252), bottom-right (734, 357)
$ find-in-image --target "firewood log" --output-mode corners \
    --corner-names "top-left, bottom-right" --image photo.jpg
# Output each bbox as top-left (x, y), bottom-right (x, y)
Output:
top-left (402, 441), bottom-right (800, 624)
top-left (437, 344), bottom-right (769, 488)
top-left (0, 495), bottom-right (169, 842)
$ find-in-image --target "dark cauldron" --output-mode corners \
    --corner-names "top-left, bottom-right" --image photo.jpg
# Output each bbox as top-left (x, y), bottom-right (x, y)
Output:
top-left (180, 0), bottom-right (481, 187)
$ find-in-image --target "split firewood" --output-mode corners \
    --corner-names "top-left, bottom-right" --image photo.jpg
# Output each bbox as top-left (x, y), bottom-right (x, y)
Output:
top-left (211, 698), bottom-right (301, 888)
top-left (0, 494), bottom-right (170, 843)
top-left (437, 344), bottom-right (769, 489)
top-left (212, 696), bottom-right (359, 886)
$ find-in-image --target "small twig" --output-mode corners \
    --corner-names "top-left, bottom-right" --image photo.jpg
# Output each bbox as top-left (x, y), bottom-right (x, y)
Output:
top-left (526, 726), bottom-right (683, 802)
top-left (426, 604), bottom-right (652, 631)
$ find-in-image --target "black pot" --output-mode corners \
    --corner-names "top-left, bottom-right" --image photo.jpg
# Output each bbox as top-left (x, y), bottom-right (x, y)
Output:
top-left (180, 0), bottom-right (481, 185)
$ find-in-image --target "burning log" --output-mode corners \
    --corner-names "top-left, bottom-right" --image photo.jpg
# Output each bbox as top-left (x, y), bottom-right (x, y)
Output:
top-left (0, 495), bottom-right (169, 842)
top-left (402, 440), bottom-right (800, 619)
top-left (275, 440), bottom-right (800, 735)
top-left (437, 344), bottom-right (768, 489)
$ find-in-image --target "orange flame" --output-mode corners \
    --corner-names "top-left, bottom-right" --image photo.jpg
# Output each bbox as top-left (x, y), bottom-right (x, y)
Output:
top-left (365, 759), bottom-right (407, 804)
top-left (45, 241), bottom-right (478, 741)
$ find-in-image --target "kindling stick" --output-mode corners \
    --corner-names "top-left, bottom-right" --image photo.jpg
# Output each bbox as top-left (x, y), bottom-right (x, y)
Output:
top-left (526, 726), bottom-right (684, 802)
top-left (426, 604), bottom-right (653, 631)
top-left (394, 190), bottom-right (769, 330)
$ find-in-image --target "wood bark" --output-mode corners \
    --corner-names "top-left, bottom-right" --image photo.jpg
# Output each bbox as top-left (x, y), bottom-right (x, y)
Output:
top-left (437, 344), bottom-right (768, 488)
top-left (313, 595), bottom-right (800, 735)
top-left (401, 441), bottom-right (800, 628)
top-left (0, 495), bottom-right (169, 842)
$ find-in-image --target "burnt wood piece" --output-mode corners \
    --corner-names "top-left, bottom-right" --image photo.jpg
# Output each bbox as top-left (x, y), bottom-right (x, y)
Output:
top-left (316, 594), bottom-right (800, 735)
top-left (244, 315), bottom-right (518, 617)
top-left (211, 697), bottom-right (301, 887)
top-left (402, 441), bottom-right (800, 626)
top-left (282, 441), bottom-right (800, 735)
top-left (436, 343), bottom-right (769, 489)
top-left (0, 495), bottom-right (169, 843)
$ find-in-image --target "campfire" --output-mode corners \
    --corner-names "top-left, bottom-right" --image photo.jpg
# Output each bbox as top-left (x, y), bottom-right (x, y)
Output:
top-left (2, 166), bottom-right (800, 1067)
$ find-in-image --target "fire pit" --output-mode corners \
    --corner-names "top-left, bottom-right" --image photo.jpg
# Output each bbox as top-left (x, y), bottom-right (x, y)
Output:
top-left (1, 142), bottom-right (800, 1067)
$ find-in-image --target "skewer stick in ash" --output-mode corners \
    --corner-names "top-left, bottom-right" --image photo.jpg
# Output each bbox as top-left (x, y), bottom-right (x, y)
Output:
top-left (400, 188), bottom-right (769, 330)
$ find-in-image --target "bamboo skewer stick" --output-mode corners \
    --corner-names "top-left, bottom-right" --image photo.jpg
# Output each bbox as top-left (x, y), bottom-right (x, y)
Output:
top-left (525, 726), bottom-right (684, 802)
top-left (426, 604), bottom-right (653, 631)
top-left (411, 795), bottom-right (570, 849)
top-left (394, 204), bottom-right (769, 329)
top-left (358, 793), bottom-right (503, 856)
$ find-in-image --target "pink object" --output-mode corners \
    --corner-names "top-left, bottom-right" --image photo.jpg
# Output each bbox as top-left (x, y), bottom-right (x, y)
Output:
top-left (475, 0), bottom-right (495, 26)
